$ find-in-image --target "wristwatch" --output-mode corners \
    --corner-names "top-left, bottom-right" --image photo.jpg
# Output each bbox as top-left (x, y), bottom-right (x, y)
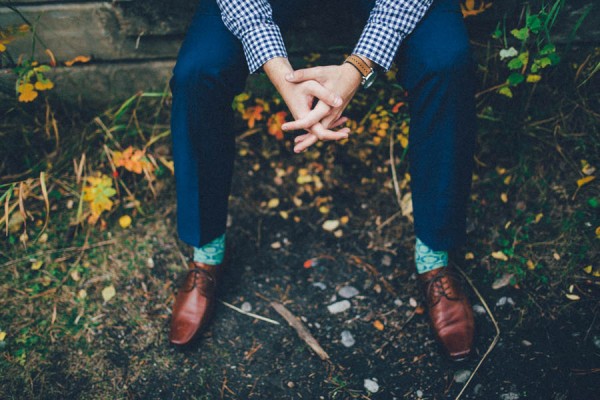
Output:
top-left (344, 54), bottom-right (377, 89)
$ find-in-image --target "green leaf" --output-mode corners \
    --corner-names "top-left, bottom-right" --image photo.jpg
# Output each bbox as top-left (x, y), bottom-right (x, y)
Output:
top-left (526, 15), bottom-right (542, 33)
top-left (492, 26), bottom-right (502, 39)
top-left (548, 53), bottom-right (561, 65)
top-left (498, 87), bottom-right (513, 98)
top-left (540, 43), bottom-right (556, 55)
top-left (511, 27), bottom-right (529, 41)
top-left (588, 197), bottom-right (599, 208)
top-left (507, 73), bottom-right (524, 86)
top-left (507, 58), bottom-right (523, 70)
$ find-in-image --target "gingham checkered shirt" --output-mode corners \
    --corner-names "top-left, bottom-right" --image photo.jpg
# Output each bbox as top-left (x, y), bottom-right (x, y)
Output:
top-left (217, 0), bottom-right (433, 73)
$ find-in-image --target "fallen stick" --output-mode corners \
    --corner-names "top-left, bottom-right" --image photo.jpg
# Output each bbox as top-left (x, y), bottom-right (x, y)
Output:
top-left (452, 262), bottom-right (501, 400)
top-left (220, 300), bottom-right (280, 325)
top-left (271, 301), bottom-right (330, 361)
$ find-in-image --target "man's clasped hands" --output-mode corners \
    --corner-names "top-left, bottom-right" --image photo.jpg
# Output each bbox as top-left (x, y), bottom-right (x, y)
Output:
top-left (263, 56), bottom-right (369, 153)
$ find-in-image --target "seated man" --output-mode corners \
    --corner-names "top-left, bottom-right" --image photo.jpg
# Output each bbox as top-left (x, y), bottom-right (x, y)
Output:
top-left (168, 0), bottom-right (476, 360)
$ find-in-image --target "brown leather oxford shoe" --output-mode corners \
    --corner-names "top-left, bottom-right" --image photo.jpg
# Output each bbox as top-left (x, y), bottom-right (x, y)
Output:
top-left (419, 266), bottom-right (475, 360)
top-left (168, 254), bottom-right (228, 345)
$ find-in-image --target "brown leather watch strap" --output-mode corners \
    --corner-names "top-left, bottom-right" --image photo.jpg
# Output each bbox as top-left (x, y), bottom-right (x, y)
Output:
top-left (344, 54), bottom-right (372, 77)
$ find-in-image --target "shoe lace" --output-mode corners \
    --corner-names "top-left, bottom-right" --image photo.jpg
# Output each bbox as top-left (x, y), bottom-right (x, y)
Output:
top-left (182, 267), bottom-right (215, 293)
top-left (425, 270), bottom-right (463, 306)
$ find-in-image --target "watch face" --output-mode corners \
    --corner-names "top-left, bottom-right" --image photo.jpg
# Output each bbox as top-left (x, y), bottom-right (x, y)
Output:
top-left (363, 70), bottom-right (377, 89)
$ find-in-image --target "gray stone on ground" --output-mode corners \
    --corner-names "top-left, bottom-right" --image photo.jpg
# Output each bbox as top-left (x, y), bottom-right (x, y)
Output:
top-left (338, 285), bottom-right (359, 299)
top-left (312, 282), bottom-right (327, 290)
top-left (241, 302), bottom-right (252, 312)
top-left (453, 369), bottom-right (471, 384)
top-left (363, 378), bottom-right (379, 393)
top-left (340, 330), bottom-right (356, 347)
top-left (327, 300), bottom-right (351, 314)
top-left (472, 304), bottom-right (486, 315)
top-left (500, 393), bottom-right (520, 400)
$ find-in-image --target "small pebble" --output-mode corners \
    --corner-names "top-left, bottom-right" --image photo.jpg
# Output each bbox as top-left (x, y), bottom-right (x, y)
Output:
top-left (287, 381), bottom-right (294, 389)
top-left (146, 257), bottom-right (155, 268)
top-left (338, 286), bottom-right (360, 299)
top-left (521, 340), bottom-right (532, 347)
top-left (473, 384), bottom-right (483, 395)
top-left (593, 335), bottom-right (600, 350)
top-left (241, 302), bottom-right (252, 312)
top-left (312, 282), bottom-right (327, 290)
top-left (472, 304), bottom-right (486, 315)
top-left (454, 369), bottom-right (471, 384)
top-left (341, 330), bottom-right (356, 347)
top-left (363, 379), bottom-right (379, 393)
top-left (327, 300), bottom-right (351, 314)
top-left (382, 254), bottom-right (392, 267)
top-left (409, 297), bottom-right (418, 307)
top-left (394, 299), bottom-right (404, 307)
top-left (416, 389), bottom-right (423, 398)
top-left (499, 393), bottom-right (520, 400)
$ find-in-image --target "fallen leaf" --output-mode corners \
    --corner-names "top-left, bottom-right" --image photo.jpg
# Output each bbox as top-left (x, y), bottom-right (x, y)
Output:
top-left (373, 320), bottom-right (384, 331)
top-left (70, 270), bottom-right (81, 281)
top-left (500, 193), bottom-right (508, 203)
top-left (102, 285), bottom-right (116, 302)
top-left (271, 241), bottom-right (282, 249)
top-left (492, 273), bottom-right (514, 289)
top-left (340, 216), bottom-right (349, 225)
top-left (279, 211), bottom-right (289, 219)
top-left (267, 198), bottom-right (280, 209)
top-left (31, 260), bottom-right (43, 270)
top-left (64, 55), bottom-right (91, 67)
top-left (565, 293), bottom-right (580, 301)
top-left (534, 213), bottom-right (543, 223)
top-left (527, 260), bottom-right (536, 270)
top-left (0, 332), bottom-right (6, 341)
top-left (465, 252), bottom-right (475, 260)
top-left (583, 265), bottom-right (592, 274)
top-left (119, 215), bottom-right (132, 228)
top-left (553, 252), bottom-right (561, 260)
top-left (491, 251), bottom-right (509, 261)
top-left (577, 176), bottom-right (595, 188)
top-left (322, 220), bottom-right (340, 232)
top-left (334, 229), bottom-right (343, 238)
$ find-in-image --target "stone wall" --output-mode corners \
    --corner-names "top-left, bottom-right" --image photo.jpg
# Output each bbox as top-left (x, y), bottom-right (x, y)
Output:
top-left (0, 0), bottom-right (597, 106)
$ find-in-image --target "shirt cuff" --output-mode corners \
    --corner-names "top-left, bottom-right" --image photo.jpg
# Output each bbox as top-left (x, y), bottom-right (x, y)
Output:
top-left (352, 22), bottom-right (405, 72)
top-left (241, 23), bottom-right (288, 74)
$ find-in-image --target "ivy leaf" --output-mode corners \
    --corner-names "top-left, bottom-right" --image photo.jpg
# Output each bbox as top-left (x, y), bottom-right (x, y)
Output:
top-left (540, 43), bottom-right (556, 55)
top-left (511, 27), bottom-right (529, 41)
top-left (498, 87), bottom-right (513, 98)
top-left (507, 58), bottom-right (523, 70)
top-left (499, 47), bottom-right (518, 60)
top-left (526, 74), bottom-right (542, 83)
top-left (507, 73), bottom-right (524, 86)
top-left (526, 15), bottom-right (542, 33)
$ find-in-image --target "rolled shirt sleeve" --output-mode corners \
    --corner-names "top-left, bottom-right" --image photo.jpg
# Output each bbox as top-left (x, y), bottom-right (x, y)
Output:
top-left (353, 0), bottom-right (433, 71)
top-left (216, 0), bottom-right (288, 73)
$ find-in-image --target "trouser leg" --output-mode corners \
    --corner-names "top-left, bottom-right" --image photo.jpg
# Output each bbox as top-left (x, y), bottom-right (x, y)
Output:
top-left (394, 0), bottom-right (477, 251)
top-left (170, 0), bottom-right (247, 247)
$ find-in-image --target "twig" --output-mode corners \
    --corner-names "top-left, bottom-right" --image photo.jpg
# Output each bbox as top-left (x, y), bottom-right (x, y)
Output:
top-left (376, 210), bottom-right (402, 231)
top-left (0, 239), bottom-right (116, 268)
top-left (389, 133), bottom-right (402, 208)
top-left (452, 262), bottom-right (501, 400)
top-left (220, 300), bottom-right (280, 325)
top-left (270, 301), bottom-right (329, 361)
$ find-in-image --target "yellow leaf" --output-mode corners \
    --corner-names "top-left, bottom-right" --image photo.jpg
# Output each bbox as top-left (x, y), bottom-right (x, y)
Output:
top-left (503, 175), bottom-right (512, 185)
top-left (373, 320), bottom-right (385, 331)
top-left (526, 74), bottom-right (542, 83)
top-left (64, 55), bottom-right (91, 67)
top-left (0, 43), bottom-right (6, 52)
top-left (334, 229), bottom-right (343, 238)
top-left (565, 293), bottom-right (580, 301)
top-left (279, 211), bottom-right (289, 220)
top-left (501, 193), bottom-right (508, 203)
top-left (82, 174), bottom-right (116, 220)
top-left (595, 226), bottom-right (600, 238)
top-left (102, 285), bottom-right (116, 302)
top-left (31, 261), bottom-right (43, 270)
top-left (491, 251), bottom-right (508, 261)
top-left (267, 198), bottom-right (280, 209)
top-left (78, 289), bottom-right (87, 299)
top-left (553, 252), bottom-right (561, 260)
top-left (465, 252), bottom-right (475, 260)
top-left (583, 265), bottom-right (593, 274)
top-left (70, 270), bottom-right (81, 281)
top-left (527, 260), bottom-right (536, 270)
top-left (119, 215), bottom-right (132, 228)
top-left (0, 332), bottom-right (6, 341)
top-left (577, 175), bottom-right (595, 188)
top-left (340, 216), bottom-right (349, 225)
top-left (534, 213), bottom-right (543, 223)
top-left (319, 205), bottom-right (330, 214)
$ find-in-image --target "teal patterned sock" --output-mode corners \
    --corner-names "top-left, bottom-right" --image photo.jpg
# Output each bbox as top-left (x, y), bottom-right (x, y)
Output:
top-left (193, 234), bottom-right (226, 265)
top-left (415, 237), bottom-right (447, 274)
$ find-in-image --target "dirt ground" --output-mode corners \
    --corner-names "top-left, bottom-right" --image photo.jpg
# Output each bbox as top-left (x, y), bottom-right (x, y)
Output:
top-left (2, 127), bottom-right (598, 399)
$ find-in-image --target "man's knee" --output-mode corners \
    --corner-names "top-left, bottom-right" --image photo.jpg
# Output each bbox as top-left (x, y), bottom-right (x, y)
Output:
top-left (421, 43), bottom-right (473, 77)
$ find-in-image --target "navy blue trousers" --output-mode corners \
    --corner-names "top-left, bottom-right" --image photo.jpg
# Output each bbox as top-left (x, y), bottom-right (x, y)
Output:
top-left (170, 0), bottom-right (476, 251)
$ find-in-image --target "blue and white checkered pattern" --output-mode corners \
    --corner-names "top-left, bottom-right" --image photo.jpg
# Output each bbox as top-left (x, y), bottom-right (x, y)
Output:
top-left (217, 0), bottom-right (433, 73)
top-left (353, 0), bottom-right (433, 71)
